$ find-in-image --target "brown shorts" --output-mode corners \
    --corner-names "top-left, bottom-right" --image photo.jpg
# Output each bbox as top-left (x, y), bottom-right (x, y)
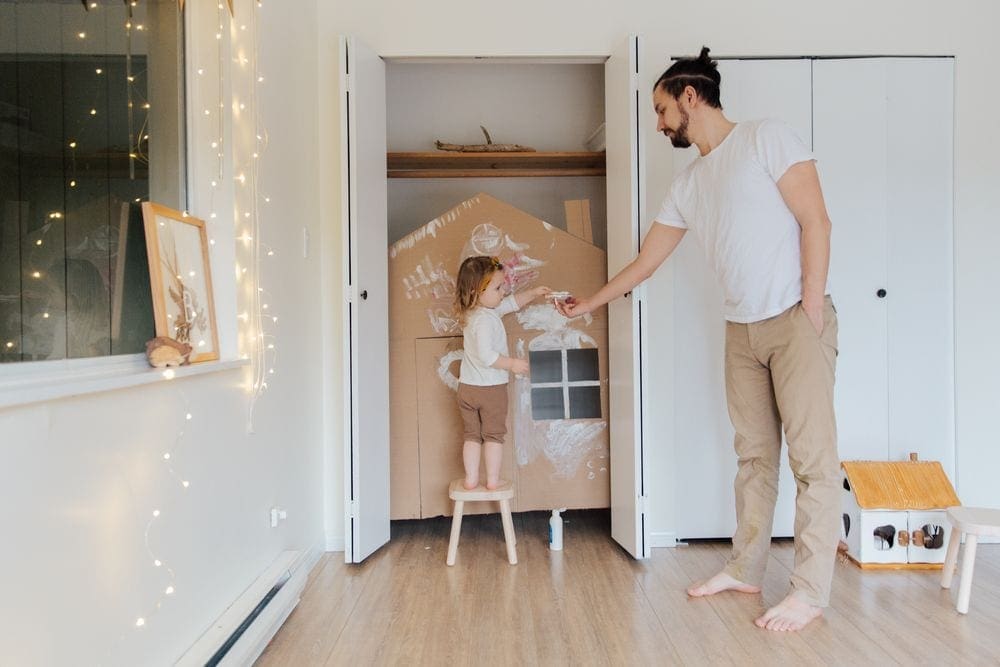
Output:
top-left (457, 383), bottom-right (508, 444)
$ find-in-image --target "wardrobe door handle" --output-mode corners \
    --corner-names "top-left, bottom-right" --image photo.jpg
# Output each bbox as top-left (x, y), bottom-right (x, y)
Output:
top-left (876, 288), bottom-right (887, 298)
top-left (360, 290), bottom-right (368, 301)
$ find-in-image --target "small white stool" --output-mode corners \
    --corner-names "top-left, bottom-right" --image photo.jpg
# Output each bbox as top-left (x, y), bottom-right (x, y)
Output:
top-left (940, 506), bottom-right (1000, 614)
top-left (446, 479), bottom-right (517, 566)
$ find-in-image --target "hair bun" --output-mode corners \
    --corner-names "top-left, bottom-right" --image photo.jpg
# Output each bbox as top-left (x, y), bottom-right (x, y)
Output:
top-left (699, 46), bottom-right (711, 61)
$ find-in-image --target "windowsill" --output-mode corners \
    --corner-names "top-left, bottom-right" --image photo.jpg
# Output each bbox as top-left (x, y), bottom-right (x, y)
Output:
top-left (0, 354), bottom-right (250, 410)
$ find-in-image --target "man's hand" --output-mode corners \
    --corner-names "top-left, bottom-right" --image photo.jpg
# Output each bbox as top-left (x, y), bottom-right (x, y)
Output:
top-left (802, 300), bottom-right (824, 335)
top-left (555, 296), bottom-right (593, 318)
top-left (510, 358), bottom-right (529, 376)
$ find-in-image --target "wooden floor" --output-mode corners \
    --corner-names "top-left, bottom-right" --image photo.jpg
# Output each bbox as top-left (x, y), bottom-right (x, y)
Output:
top-left (258, 510), bottom-right (1000, 665)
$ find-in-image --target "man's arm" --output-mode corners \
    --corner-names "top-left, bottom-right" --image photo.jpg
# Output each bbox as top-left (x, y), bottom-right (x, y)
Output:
top-left (778, 160), bottom-right (832, 334)
top-left (557, 223), bottom-right (686, 317)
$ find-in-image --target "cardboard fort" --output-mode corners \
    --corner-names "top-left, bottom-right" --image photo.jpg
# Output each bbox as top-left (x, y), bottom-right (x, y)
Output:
top-left (388, 193), bottom-right (610, 519)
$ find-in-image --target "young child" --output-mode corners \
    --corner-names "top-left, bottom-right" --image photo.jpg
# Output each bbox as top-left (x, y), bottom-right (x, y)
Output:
top-left (454, 255), bottom-right (550, 490)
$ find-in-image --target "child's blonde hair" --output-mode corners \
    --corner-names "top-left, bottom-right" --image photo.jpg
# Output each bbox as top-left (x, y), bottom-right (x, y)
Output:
top-left (454, 255), bottom-right (503, 325)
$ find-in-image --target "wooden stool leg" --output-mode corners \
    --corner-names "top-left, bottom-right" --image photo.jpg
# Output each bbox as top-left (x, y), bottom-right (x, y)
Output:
top-left (499, 499), bottom-right (517, 565)
top-left (956, 534), bottom-right (979, 614)
top-left (446, 500), bottom-right (464, 566)
top-left (941, 527), bottom-right (962, 589)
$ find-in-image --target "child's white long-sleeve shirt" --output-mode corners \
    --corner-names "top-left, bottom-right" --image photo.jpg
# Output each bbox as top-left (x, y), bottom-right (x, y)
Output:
top-left (459, 295), bottom-right (519, 386)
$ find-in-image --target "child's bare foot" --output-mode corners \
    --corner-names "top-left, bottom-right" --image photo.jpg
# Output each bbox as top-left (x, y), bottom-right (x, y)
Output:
top-left (485, 478), bottom-right (506, 490)
top-left (754, 593), bottom-right (823, 631)
top-left (463, 477), bottom-right (479, 490)
top-left (687, 571), bottom-right (761, 597)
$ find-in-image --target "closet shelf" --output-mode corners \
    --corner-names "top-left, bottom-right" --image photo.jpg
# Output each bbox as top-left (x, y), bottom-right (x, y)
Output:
top-left (386, 151), bottom-right (606, 178)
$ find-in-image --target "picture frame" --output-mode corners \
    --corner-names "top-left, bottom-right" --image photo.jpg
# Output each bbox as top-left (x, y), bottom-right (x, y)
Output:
top-left (141, 202), bottom-right (219, 363)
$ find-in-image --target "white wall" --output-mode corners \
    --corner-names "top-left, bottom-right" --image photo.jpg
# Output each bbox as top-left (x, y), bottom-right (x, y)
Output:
top-left (319, 0), bottom-right (1000, 543)
top-left (0, 0), bottom-right (325, 663)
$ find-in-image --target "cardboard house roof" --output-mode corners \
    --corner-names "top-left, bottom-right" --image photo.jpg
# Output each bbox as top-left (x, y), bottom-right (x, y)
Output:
top-left (842, 460), bottom-right (960, 510)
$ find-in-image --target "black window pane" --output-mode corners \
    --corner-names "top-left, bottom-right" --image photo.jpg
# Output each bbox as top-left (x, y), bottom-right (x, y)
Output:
top-left (567, 347), bottom-right (600, 381)
top-left (529, 350), bottom-right (562, 383)
top-left (531, 387), bottom-right (564, 420)
top-left (1, 0), bottom-right (182, 363)
top-left (569, 386), bottom-right (601, 419)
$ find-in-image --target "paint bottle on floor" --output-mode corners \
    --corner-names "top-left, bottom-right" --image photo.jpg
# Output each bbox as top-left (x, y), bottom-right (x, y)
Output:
top-left (549, 509), bottom-right (564, 551)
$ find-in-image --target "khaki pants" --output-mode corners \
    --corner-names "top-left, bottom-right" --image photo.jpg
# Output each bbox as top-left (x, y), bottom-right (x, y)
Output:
top-left (722, 296), bottom-right (840, 607)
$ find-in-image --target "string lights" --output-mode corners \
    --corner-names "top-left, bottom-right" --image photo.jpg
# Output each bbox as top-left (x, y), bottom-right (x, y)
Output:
top-left (135, 0), bottom-right (276, 635)
top-left (233, 0), bottom-right (277, 430)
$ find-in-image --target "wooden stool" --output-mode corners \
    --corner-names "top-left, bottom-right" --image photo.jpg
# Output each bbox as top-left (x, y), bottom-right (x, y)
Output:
top-left (446, 479), bottom-right (517, 566)
top-left (940, 506), bottom-right (1000, 614)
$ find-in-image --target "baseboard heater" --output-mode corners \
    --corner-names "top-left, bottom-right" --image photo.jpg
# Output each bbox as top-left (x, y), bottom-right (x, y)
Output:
top-left (177, 550), bottom-right (312, 666)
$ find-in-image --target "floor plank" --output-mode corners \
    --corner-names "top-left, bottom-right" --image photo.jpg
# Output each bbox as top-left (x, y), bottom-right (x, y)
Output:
top-left (257, 511), bottom-right (1000, 665)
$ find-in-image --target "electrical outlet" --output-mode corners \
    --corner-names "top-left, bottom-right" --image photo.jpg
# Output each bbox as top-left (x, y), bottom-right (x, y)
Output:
top-left (269, 507), bottom-right (287, 528)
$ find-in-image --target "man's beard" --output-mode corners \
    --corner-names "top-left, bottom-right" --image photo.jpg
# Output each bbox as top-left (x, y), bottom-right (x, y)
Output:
top-left (663, 108), bottom-right (691, 148)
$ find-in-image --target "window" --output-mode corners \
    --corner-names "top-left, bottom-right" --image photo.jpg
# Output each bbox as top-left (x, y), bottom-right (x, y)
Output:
top-left (1, 0), bottom-right (185, 363)
top-left (528, 348), bottom-right (601, 420)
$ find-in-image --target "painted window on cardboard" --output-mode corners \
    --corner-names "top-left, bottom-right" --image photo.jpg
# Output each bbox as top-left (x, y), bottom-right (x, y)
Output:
top-left (528, 348), bottom-right (601, 420)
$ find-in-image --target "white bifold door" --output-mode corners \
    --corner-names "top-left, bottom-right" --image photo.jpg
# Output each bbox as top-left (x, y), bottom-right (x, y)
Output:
top-left (340, 36), bottom-right (390, 563)
top-left (606, 35), bottom-right (650, 559)
top-left (814, 58), bottom-right (954, 473)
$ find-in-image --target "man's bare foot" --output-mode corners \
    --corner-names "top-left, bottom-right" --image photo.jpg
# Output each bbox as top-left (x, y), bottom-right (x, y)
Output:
top-left (463, 477), bottom-right (479, 490)
top-left (687, 571), bottom-right (761, 597)
top-left (485, 478), bottom-right (506, 490)
top-left (754, 594), bottom-right (823, 632)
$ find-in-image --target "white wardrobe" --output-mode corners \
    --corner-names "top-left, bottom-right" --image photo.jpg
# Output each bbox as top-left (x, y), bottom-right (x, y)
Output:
top-left (671, 57), bottom-right (955, 540)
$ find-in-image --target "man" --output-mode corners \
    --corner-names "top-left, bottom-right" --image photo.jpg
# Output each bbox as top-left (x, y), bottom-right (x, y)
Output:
top-left (557, 47), bottom-right (839, 632)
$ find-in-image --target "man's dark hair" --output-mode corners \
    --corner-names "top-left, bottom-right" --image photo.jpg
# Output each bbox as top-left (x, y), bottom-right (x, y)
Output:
top-left (653, 46), bottom-right (722, 109)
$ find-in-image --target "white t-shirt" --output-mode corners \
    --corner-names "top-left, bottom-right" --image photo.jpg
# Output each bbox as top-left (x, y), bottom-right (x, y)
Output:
top-left (460, 295), bottom-right (519, 386)
top-left (655, 119), bottom-right (826, 323)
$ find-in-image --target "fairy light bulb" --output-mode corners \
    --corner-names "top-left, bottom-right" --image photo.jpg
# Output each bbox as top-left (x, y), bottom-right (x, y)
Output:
top-left (152, 510), bottom-right (160, 518)
top-left (135, 618), bottom-right (145, 628)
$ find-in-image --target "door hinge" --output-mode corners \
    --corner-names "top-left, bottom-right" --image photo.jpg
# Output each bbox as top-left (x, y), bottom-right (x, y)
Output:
top-left (348, 499), bottom-right (359, 518)
top-left (345, 285), bottom-right (355, 303)
top-left (639, 495), bottom-right (650, 515)
top-left (344, 72), bottom-right (355, 93)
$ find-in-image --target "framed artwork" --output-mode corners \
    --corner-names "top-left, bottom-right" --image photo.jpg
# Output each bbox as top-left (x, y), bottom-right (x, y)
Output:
top-left (141, 202), bottom-right (219, 363)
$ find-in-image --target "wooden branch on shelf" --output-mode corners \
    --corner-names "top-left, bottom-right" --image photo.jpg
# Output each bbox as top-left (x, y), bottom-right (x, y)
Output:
top-left (434, 125), bottom-right (536, 153)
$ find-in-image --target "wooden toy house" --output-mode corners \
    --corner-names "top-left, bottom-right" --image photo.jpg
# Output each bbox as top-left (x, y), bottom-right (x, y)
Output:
top-left (841, 458), bottom-right (960, 568)
top-left (388, 193), bottom-right (610, 519)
